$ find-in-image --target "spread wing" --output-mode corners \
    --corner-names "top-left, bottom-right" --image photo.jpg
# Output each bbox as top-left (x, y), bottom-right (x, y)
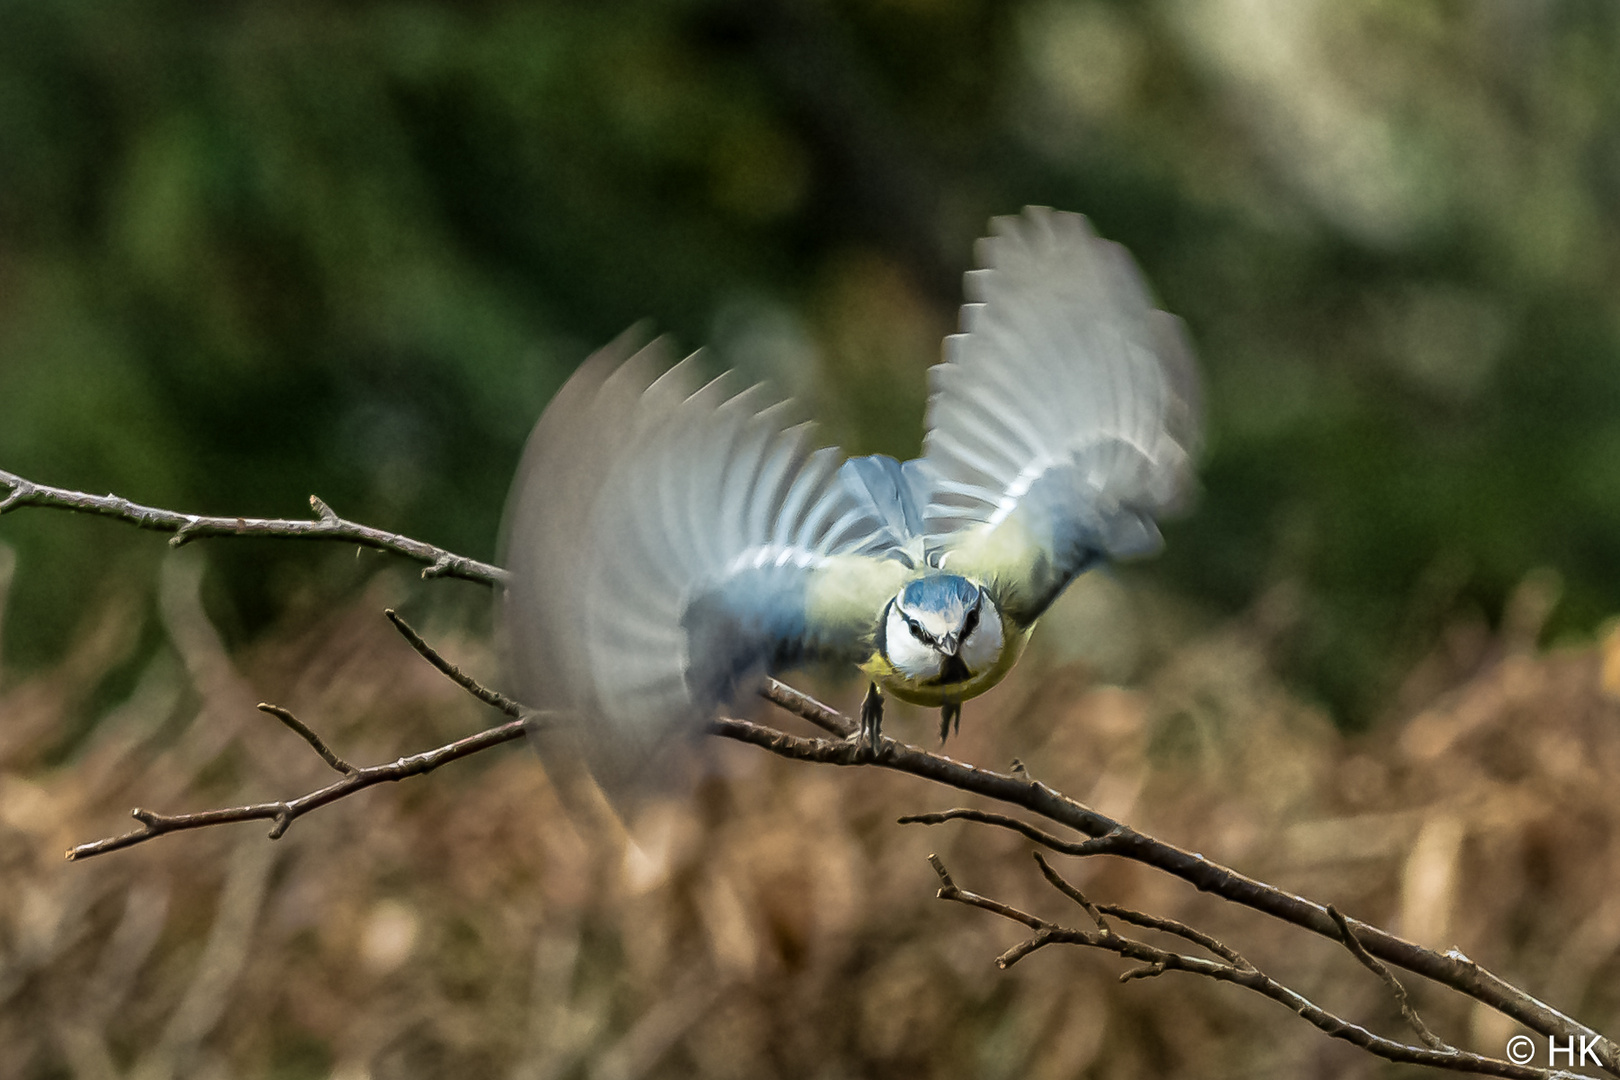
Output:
top-left (499, 335), bottom-right (909, 798)
top-left (921, 207), bottom-right (1202, 628)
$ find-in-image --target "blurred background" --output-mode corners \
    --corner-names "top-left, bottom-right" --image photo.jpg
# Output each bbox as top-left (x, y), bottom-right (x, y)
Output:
top-left (3, 1), bottom-right (1620, 1077)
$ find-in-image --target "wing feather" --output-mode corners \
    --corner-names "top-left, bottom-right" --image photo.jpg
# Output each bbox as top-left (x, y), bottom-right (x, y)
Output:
top-left (500, 338), bottom-right (907, 799)
top-left (923, 207), bottom-right (1202, 624)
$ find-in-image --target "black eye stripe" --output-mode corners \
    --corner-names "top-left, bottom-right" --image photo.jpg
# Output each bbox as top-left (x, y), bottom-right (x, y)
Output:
top-left (894, 608), bottom-right (932, 644)
top-left (896, 604), bottom-right (990, 648)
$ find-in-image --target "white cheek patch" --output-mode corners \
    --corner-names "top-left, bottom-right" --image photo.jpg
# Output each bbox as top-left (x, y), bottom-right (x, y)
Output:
top-left (959, 597), bottom-right (1005, 675)
top-left (885, 604), bottom-right (943, 682)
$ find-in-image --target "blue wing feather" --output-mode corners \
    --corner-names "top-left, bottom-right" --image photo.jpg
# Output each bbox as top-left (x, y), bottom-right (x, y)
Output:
top-left (836, 454), bottom-right (928, 563)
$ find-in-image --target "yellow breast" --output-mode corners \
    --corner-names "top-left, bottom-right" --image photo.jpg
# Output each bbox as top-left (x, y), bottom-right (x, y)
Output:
top-left (860, 615), bottom-right (1030, 707)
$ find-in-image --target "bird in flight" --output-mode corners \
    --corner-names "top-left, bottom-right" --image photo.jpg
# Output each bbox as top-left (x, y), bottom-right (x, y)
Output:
top-left (501, 207), bottom-right (1200, 797)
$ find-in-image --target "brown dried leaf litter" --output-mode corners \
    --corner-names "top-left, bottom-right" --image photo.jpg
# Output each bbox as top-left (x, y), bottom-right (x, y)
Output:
top-left (2, 567), bottom-right (1617, 1080)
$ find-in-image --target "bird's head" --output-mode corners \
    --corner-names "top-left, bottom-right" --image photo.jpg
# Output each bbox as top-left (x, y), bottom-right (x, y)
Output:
top-left (883, 574), bottom-right (1004, 685)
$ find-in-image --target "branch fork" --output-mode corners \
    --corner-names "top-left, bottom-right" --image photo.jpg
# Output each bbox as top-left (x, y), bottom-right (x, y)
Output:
top-left (928, 852), bottom-right (1573, 1080)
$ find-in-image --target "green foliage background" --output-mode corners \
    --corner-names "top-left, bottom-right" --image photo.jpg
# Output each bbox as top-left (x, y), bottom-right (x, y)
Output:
top-left (3, 0), bottom-right (1619, 725)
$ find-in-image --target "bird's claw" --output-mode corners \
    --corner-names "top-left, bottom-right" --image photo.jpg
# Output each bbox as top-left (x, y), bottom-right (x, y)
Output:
top-left (939, 701), bottom-right (961, 744)
top-left (858, 682), bottom-right (884, 759)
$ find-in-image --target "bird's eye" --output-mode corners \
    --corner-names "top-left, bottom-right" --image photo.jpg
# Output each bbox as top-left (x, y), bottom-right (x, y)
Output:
top-left (904, 616), bottom-right (928, 643)
top-left (961, 607), bottom-right (980, 637)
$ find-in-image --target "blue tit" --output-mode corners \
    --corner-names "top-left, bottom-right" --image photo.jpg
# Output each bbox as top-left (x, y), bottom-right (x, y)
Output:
top-left (500, 207), bottom-right (1200, 798)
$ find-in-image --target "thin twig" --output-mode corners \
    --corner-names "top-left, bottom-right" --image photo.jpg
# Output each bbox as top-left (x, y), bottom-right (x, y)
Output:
top-left (927, 853), bottom-right (1051, 931)
top-left (1031, 852), bottom-right (1111, 935)
top-left (761, 678), bottom-right (855, 737)
top-left (0, 469), bottom-right (505, 586)
top-left (68, 616), bottom-right (531, 860)
top-left (256, 704), bottom-right (355, 775)
top-left (384, 609), bottom-right (524, 718)
top-left (66, 718), bottom-right (526, 860)
top-left (1330, 905), bottom-right (1453, 1052)
top-left (1092, 902), bottom-right (1253, 971)
top-left (900, 807), bottom-right (1127, 857)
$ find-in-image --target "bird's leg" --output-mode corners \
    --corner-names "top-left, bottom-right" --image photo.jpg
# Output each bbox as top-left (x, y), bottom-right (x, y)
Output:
top-left (939, 701), bottom-right (961, 744)
top-left (859, 682), bottom-right (884, 752)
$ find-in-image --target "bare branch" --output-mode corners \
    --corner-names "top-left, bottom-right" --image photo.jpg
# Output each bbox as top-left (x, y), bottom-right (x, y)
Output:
top-left (66, 716), bottom-right (527, 861)
top-left (256, 704), bottom-right (356, 775)
top-left (384, 609), bottom-right (524, 718)
top-left (927, 852), bottom-right (1052, 932)
top-left (0, 476), bottom-right (28, 514)
top-left (67, 616), bottom-right (535, 860)
top-left (0, 469), bottom-right (506, 586)
top-left (1091, 900), bottom-right (1253, 972)
top-left (1330, 905), bottom-right (1453, 1052)
top-left (711, 714), bottom-right (1620, 1074)
top-left (761, 678), bottom-right (855, 737)
top-left (1031, 851), bottom-right (1111, 935)
top-left (928, 857), bottom-right (1579, 1080)
top-left (66, 610), bottom-right (542, 860)
top-left (900, 807), bottom-right (1127, 857)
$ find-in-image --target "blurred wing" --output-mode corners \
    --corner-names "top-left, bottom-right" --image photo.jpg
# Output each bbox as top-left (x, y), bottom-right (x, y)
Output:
top-left (922, 207), bottom-right (1202, 627)
top-left (500, 335), bottom-right (907, 798)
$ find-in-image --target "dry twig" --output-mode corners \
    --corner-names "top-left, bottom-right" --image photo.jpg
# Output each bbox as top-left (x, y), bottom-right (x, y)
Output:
top-left (0, 468), bottom-right (505, 585)
top-left (898, 807), bottom-right (1127, 857)
top-left (927, 855), bottom-right (1582, 1080)
top-left (64, 611), bottom-right (528, 860)
top-left (64, 715), bottom-right (529, 860)
top-left (1329, 904), bottom-right (1453, 1052)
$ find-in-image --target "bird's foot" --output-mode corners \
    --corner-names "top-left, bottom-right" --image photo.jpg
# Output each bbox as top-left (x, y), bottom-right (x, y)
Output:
top-left (939, 701), bottom-right (961, 745)
top-left (859, 682), bottom-right (884, 759)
